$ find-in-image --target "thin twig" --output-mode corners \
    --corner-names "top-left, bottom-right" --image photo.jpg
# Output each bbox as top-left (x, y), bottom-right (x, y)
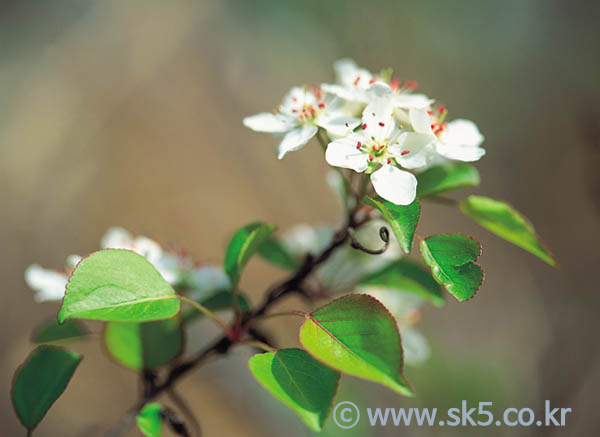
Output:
top-left (167, 388), bottom-right (202, 437)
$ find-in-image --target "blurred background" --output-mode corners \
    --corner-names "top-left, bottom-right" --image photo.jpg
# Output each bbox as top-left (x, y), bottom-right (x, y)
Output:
top-left (1, 0), bottom-right (599, 435)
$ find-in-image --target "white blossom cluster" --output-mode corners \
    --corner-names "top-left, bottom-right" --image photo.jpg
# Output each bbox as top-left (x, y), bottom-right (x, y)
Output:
top-left (25, 227), bottom-right (229, 302)
top-left (244, 59), bottom-right (485, 205)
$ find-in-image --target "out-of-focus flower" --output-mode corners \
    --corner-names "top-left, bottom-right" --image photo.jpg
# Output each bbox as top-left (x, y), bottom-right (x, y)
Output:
top-left (322, 59), bottom-right (433, 110)
top-left (25, 227), bottom-right (228, 302)
top-left (243, 86), bottom-right (360, 159)
top-left (398, 107), bottom-right (485, 167)
top-left (325, 98), bottom-right (418, 205)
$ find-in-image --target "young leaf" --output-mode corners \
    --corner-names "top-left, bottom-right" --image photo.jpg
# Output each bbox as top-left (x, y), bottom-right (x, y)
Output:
top-left (104, 318), bottom-right (183, 371)
top-left (249, 348), bottom-right (339, 432)
top-left (417, 163), bottom-right (480, 198)
top-left (137, 402), bottom-right (163, 437)
top-left (420, 234), bottom-right (483, 301)
top-left (58, 249), bottom-right (180, 323)
top-left (12, 346), bottom-right (82, 431)
top-left (31, 318), bottom-right (89, 344)
top-left (298, 294), bottom-right (413, 396)
top-left (460, 195), bottom-right (556, 266)
top-left (224, 222), bottom-right (276, 288)
top-left (257, 236), bottom-right (299, 270)
top-left (183, 290), bottom-right (250, 323)
top-left (359, 259), bottom-right (444, 306)
top-left (363, 196), bottom-right (420, 253)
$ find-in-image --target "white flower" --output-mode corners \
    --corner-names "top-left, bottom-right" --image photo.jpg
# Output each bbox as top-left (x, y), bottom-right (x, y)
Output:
top-left (183, 265), bottom-right (231, 301)
top-left (243, 86), bottom-right (360, 159)
top-left (325, 99), bottom-right (418, 205)
top-left (101, 227), bottom-right (190, 285)
top-left (397, 108), bottom-right (486, 167)
top-left (322, 59), bottom-right (433, 109)
top-left (25, 265), bottom-right (69, 302)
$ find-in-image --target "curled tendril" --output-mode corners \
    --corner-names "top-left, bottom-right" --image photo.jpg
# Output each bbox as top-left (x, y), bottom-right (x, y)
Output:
top-left (348, 226), bottom-right (390, 255)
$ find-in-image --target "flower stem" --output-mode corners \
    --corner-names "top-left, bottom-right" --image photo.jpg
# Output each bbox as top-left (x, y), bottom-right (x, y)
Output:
top-left (178, 296), bottom-right (233, 338)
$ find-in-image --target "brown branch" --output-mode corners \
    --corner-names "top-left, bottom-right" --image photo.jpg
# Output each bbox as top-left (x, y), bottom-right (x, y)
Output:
top-left (107, 206), bottom-right (365, 435)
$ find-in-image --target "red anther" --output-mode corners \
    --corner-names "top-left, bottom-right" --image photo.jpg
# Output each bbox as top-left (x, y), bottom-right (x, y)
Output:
top-left (356, 141), bottom-right (362, 150)
top-left (369, 154), bottom-right (374, 161)
top-left (401, 150), bottom-right (410, 156)
top-left (314, 88), bottom-right (322, 99)
top-left (387, 158), bottom-right (392, 164)
top-left (390, 78), bottom-right (400, 89)
top-left (310, 107), bottom-right (316, 115)
top-left (369, 78), bottom-right (376, 84)
top-left (427, 110), bottom-right (434, 115)
top-left (353, 76), bottom-right (361, 86)
top-left (318, 102), bottom-right (325, 108)
top-left (431, 124), bottom-right (435, 129)
top-left (362, 123), bottom-right (367, 130)
top-left (345, 122), bottom-right (349, 127)
top-left (292, 109), bottom-right (298, 113)
top-left (403, 80), bottom-right (411, 88)
top-left (438, 105), bottom-right (446, 114)
top-left (411, 81), bottom-right (419, 88)
top-left (378, 122), bottom-right (385, 127)
top-left (292, 97), bottom-right (298, 102)
top-left (373, 145), bottom-right (379, 151)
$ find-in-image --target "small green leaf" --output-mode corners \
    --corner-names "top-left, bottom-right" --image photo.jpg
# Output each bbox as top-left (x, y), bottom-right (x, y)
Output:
top-left (58, 249), bottom-right (180, 323)
top-left (224, 223), bottom-right (276, 288)
top-left (298, 294), bottom-right (413, 396)
top-left (12, 346), bottom-right (82, 431)
top-left (137, 402), bottom-right (163, 437)
top-left (417, 163), bottom-right (480, 198)
top-left (460, 195), bottom-right (556, 266)
top-left (359, 259), bottom-right (444, 306)
top-left (249, 348), bottom-right (339, 432)
top-left (363, 196), bottom-right (420, 253)
top-left (420, 234), bottom-right (483, 301)
top-left (31, 318), bottom-right (89, 344)
top-left (104, 318), bottom-right (183, 371)
top-left (257, 236), bottom-right (299, 270)
top-left (183, 290), bottom-right (250, 323)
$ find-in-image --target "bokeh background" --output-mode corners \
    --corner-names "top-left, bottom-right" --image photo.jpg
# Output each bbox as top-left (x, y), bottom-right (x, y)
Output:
top-left (1, 0), bottom-right (599, 435)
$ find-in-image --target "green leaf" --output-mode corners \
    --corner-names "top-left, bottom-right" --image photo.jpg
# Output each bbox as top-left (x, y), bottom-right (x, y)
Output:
top-left (31, 318), bottom-right (89, 344)
top-left (359, 259), bottom-right (444, 306)
top-left (137, 402), bottom-right (163, 437)
top-left (249, 348), bottom-right (339, 432)
top-left (417, 163), bottom-right (480, 198)
top-left (58, 249), bottom-right (180, 323)
top-left (104, 318), bottom-right (183, 371)
top-left (420, 234), bottom-right (483, 301)
top-left (298, 294), bottom-right (413, 396)
top-left (224, 223), bottom-right (276, 288)
top-left (460, 195), bottom-right (556, 266)
top-left (183, 290), bottom-right (250, 323)
top-left (363, 196), bottom-right (420, 253)
top-left (257, 236), bottom-right (299, 270)
top-left (11, 346), bottom-right (82, 431)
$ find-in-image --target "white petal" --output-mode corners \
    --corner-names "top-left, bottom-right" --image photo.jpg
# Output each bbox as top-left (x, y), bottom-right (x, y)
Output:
top-left (325, 135), bottom-right (369, 172)
top-left (243, 112), bottom-right (294, 133)
top-left (185, 265), bottom-right (231, 301)
top-left (393, 93), bottom-right (434, 109)
top-left (365, 82), bottom-right (394, 100)
top-left (441, 119), bottom-right (485, 148)
top-left (25, 264), bottom-right (68, 302)
top-left (333, 58), bottom-right (373, 88)
top-left (277, 125), bottom-right (318, 159)
top-left (362, 98), bottom-right (395, 142)
top-left (370, 165), bottom-right (417, 205)
top-left (409, 108), bottom-right (433, 134)
top-left (437, 144), bottom-right (486, 162)
top-left (133, 236), bottom-right (163, 261)
top-left (321, 83), bottom-right (366, 103)
top-left (101, 227), bottom-right (133, 249)
top-left (316, 114), bottom-right (360, 137)
top-left (394, 132), bottom-right (436, 169)
top-left (66, 254), bottom-right (82, 270)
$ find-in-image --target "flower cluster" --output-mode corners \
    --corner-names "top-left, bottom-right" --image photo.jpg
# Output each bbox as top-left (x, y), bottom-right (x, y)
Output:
top-left (244, 59), bottom-right (485, 205)
top-left (25, 227), bottom-right (229, 302)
